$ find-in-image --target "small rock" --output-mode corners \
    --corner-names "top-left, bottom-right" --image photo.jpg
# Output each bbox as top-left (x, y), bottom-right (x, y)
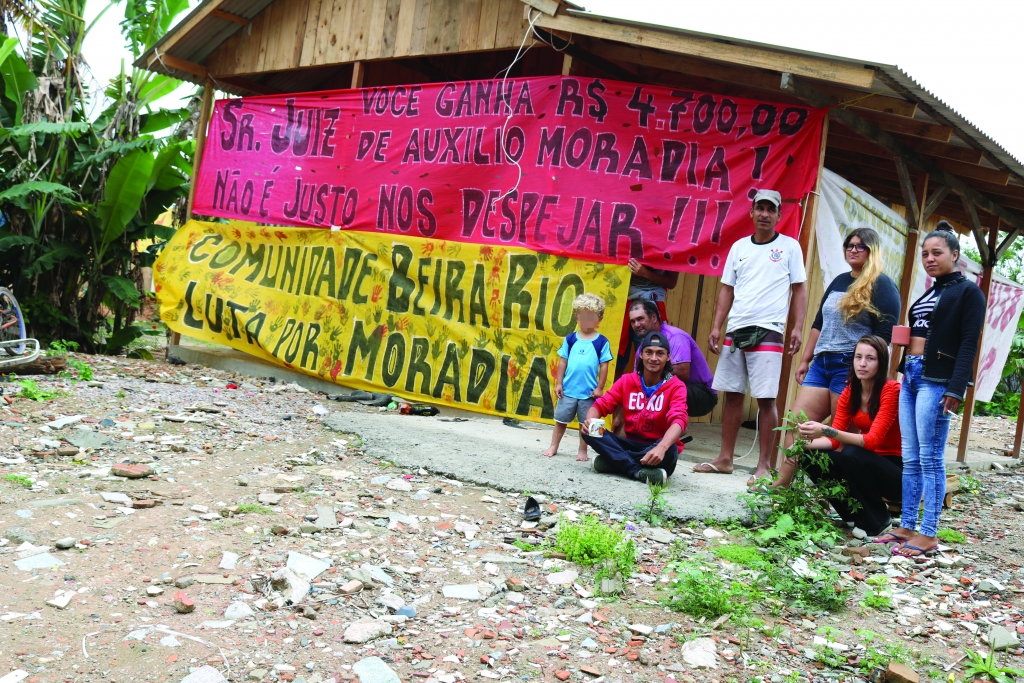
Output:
top-left (343, 619), bottom-right (393, 644)
top-left (173, 590), bottom-right (195, 613)
top-left (174, 577), bottom-right (195, 589)
top-left (885, 661), bottom-right (919, 683)
top-left (224, 601), bottom-right (255, 620)
top-left (54, 537), bottom-right (76, 550)
top-left (851, 527), bottom-right (867, 539)
top-left (111, 463), bottom-right (154, 479)
top-left (258, 493), bottom-right (282, 505)
top-left (977, 578), bottom-right (1005, 593)
top-left (546, 570), bottom-right (578, 585)
top-left (442, 584), bottom-right (480, 600)
top-left (385, 479), bottom-right (411, 492)
top-left (338, 580), bottom-right (363, 594)
top-left (179, 665), bottom-right (227, 683)
top-left (351, 656), bottom-right (400, 683)
top-left (5, 528), bottom-right (34, 544)
top-left (629, 623), bottom-right (654, 636)
top-left (989, 625), bottom-right (1020, 651)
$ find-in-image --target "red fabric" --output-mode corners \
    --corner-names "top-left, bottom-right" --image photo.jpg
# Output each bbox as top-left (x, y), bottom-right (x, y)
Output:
top-left (828, 380), bottom-right (902, 456)
top-left (194, 76), bottom-right (827, 275)
top-left (617, 300), bottom-right (669, 362)
top-left (592, 372), bottom-right (689, 447)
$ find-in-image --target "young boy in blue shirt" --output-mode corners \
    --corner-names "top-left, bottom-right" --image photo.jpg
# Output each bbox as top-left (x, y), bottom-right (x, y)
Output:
top-left (542, 293), bottom-right (613, 461)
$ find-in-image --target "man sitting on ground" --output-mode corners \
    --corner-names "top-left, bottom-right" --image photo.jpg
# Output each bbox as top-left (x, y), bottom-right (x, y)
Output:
top-left (627, 300), bottom-right (718, 418)
top-left (580, 331), bottom-right (689, 486)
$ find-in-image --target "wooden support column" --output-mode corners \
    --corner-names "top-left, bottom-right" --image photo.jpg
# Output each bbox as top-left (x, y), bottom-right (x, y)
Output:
top-left (350, 61), bottom-right (364, 89)
top-left (185, 79), bottom-right (214, 220)
top-left (1013, 393), bottom-right (1024, 459)
top-left (175, 78), bottom-right (214, 352)
top-left (955, 216), bottom-right (999, 462)
top-left (890, 166), bottom-right (928, 376)
top-left (561, 53), bottom-right (573, 76)
top-left (773, 117), bottom-right (829, 466)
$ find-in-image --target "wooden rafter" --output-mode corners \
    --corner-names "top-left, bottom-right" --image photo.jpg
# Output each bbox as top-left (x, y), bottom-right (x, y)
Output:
top-left (532, 11), bottom-right (876, 88)
top-left (894, 156), bottom-right (920, 232)
top-left (781, 72), bottom-right (1024, 242)
top-left (959, 195), bottom-right (991, 266)
top-left (922, 185), bottom-right (951, 222)
top-left (210, 8), bottom-right (249, 25)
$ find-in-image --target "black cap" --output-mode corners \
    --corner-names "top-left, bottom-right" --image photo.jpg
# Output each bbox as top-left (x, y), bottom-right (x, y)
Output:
top-left (640, 331), bottom-right (670, 351)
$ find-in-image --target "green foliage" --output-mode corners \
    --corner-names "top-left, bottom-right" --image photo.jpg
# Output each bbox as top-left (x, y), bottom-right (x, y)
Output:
top-left (962, 648), bottom-right (1024, 683)
top-left (711, 544), bottom-right (768, 568)
top-left (762, 559), bottom-right (846, 612)
top-left (236, 504), bottom-right (273, 515)
top-left (5, 474), bottom-right (33, 488)
top-left (0, 0), bottom-right (194, 348)
top-left (17, 379), bottom-right (61, 401)
top-left (48, 340), bottom-right (95, 381)
top-left (554, 514), bottom-right (636, 584)
top-left (664, 562), bottom-right (760, 619)
top-left (937, 528), bottom-right (967, 543)
top-left (636, 482), bottom-right (672, 527)
top-left (960, 475), bottom-right (982, 494)
top-left (741, 411), bottom-right (854, 551)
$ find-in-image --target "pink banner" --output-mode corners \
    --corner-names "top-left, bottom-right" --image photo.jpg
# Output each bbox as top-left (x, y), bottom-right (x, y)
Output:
top-left (194, 76), bottom-right (826, 275)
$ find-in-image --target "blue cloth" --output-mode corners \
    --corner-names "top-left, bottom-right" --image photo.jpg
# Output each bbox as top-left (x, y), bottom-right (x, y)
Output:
top-left (558, 333), bottom-right (614, 400)
top-left (640, 376), bottom-right (665, 398)
top-left (802, 351), bottom-right (853, 395)
top-left (899, 356), bottom-right (952, 538)
top-left (581, 432), bottom-right (678, 479)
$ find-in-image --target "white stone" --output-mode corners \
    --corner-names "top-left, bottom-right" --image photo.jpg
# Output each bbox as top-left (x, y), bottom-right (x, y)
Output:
top-left (546, 570), bottom-right (579, 585)
top-left (385, 479), bottom-right (412, 492)
top-left (224, 601), bottom-right (255, 620)
top-left (100, 492), bottom-right (131, 504)
top-left (343, 619), bottom-right (393, 644)
top-left (286, 551), bottom-right (331, 581)
top-left (442, 584), bottom-right (480, 600)
top-left (454, 521), bottom-right (480, 540)
top-left (45, 593), bottom-right (72, 609)
top-left (219, 552), bottom-right (239, 570)
top-left (46, 416), bottom-right (84, 429)
top-left (628, 624), bottom-right (654, 636)
top-left (680, 637), bottom-right (718, 669)
top-left (179, 665), bottom-right (228, 683)
top-left (702, 528), bottom-right (724, 539)
top-left (352, 656), bottom-right (401, 683)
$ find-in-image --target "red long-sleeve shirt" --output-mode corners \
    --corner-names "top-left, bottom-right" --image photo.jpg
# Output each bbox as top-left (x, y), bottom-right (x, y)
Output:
top-left (592, 373), bottom-right (689, 447)
top-left (828, 380), bottom-right (902, 456)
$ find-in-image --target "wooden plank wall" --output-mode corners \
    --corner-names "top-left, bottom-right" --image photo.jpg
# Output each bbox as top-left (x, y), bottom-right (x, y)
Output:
top-left (206, 0), bottom-right (532, 77)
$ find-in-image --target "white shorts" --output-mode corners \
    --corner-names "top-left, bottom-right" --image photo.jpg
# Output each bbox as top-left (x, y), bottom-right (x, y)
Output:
top-left (711, 330), bottom-right (785, 399)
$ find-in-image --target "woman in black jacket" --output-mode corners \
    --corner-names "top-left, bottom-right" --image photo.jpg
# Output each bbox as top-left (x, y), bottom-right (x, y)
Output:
top-left (883, 223), bottom-right (986, 558)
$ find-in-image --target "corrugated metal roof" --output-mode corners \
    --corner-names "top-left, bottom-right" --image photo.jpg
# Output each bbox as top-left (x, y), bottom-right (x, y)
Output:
top-left (138, 0), bottom-right (1024, 191)
top-left (563, 9), bottom-right (1024, 185)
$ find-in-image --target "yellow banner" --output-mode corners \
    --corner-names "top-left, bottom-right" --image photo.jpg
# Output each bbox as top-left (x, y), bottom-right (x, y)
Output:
top-left (155, 221), bottom-right (631, 422)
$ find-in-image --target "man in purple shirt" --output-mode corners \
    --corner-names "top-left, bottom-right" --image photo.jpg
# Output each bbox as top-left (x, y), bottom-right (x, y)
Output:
top-left (628, 300), bottom-right (718, 417)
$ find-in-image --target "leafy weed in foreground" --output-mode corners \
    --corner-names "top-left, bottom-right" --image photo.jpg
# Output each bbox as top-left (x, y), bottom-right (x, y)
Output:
top-left (554, 514), bottom-right (635, 586)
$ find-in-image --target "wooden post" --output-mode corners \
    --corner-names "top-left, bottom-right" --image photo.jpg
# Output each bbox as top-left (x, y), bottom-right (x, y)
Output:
top-left (185, 79), bottom-right (214, 220)
top-left (890, 169), bottom-right (928, 377)
top-left (955, 216), bottom-right (999, 462)
top-left (351, 61), bottom-right (364, 89)
top-left (1013, 392), bottom-right (1024, 459)
top-left (561, 53), bottom-right (573, 76)
top-left (174, 78), bottom-right (214, 352)
top-left (773, 117), bottom-right (828, 466)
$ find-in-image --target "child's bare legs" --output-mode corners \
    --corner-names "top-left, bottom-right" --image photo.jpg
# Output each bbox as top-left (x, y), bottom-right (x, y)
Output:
top-left (576, 429), bottom-right (589, 461)
top-left (543, 422), bottom-right (568, 457)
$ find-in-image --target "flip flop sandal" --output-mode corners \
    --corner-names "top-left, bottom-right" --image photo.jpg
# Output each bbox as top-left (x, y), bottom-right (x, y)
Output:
top-left (870, 532), bottom-right (905, 544)
top-left (523, 496), bottom-right (541, 521)
top-left (891, 543), bottom-right (938, 559)
top-left (692, 463), bottom-right (730, 474)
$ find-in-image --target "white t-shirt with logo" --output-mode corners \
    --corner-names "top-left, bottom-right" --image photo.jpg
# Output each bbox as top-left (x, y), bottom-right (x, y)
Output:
top-left (721, 233), bottom-right (806, 334)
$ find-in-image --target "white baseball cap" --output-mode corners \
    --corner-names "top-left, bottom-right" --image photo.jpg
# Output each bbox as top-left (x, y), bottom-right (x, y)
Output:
top-left (752, 189), bottom-right (782, 207)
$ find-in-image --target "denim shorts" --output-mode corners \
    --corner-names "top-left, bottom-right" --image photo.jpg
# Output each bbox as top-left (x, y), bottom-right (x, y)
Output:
top-left (803, 351), bottom-right (852, 394)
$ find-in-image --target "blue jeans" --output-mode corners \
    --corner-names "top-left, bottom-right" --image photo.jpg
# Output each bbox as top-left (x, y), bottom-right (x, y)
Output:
top-left (803, 351), bottom-right (853, 394)
top-left (899, 356), bottom-right (952, 537)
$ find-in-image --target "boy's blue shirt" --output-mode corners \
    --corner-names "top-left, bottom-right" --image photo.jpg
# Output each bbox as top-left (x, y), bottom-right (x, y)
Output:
top-left (557, 332), bottom-right (613, 399)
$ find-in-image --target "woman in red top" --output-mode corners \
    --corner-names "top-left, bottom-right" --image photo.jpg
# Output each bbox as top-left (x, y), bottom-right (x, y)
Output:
top-left (795, 335), bottom-right (902, 536)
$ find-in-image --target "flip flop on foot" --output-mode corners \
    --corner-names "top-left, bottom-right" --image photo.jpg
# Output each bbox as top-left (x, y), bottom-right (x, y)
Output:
top-left (891, 542), bottom-right (938, 559)
top-left (870, 531), bottom-right (906, 545)
top-left (693, 462), bottom-right (732, 474)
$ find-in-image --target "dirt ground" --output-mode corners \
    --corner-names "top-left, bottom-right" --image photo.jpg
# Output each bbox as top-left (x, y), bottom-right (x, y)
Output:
top-left (0, 355), bottom-right (1022, 683)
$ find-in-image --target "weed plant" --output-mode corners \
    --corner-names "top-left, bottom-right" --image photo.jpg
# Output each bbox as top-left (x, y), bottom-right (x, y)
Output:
top-left (5, 474), bottom-right (33, 488)
top-left (962, 648), bottom-right (1024, 683)
top-left (636, 482), bottom-right (672, 527)
top-left (17, 379), bottom-right (62, 401)
top-left (937, 528), bottom-right (967, 543)
top-left (554, 515), bottom-right (635, 583)
top-left (664, 562), bottom-right (760, 619)
top-left (236, 504), bottom-right (273, 515)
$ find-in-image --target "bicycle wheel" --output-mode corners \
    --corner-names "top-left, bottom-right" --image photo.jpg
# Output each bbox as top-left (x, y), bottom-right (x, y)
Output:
top-left (0, 287), bottom-right (26, 355)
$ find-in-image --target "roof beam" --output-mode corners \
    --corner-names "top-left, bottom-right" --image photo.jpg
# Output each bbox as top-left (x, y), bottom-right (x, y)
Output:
top-left (922, 185), bottom-right (951, 223)
top-left (146, 52), bottom-right (207, 79)
top-left (855, 109), bottom-right (952, 142)
top-left (826, 134), bottom-right (1011, 186)
top-left (209, 8), bottom-right (249, 25)
top-left (894, 156), bottom-right (920, 232)
top-left (959, 195), bottom-right (991, 266)
top-left (534, 29), bottom-right (637, 81)
top-left (581, 40), bottom-right (916, 117)
top-left (521, 0), bottom-right (559, 16)
top-left (996, 226), bottom-right (1023, 261)
top-left (830, 125), bottom-right (983, 164)
top-left (532, 12), bottom-right (876, 88)
top-left (781, 72), bottom-right (1024, 240)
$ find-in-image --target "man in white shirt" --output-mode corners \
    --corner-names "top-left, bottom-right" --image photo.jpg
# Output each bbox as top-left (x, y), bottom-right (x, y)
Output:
top-left (693, 189), bottom-right (807, 486)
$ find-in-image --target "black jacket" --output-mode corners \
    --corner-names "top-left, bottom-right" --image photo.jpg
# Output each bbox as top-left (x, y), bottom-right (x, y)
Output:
top-left (900, 273), bottom-right (986, 400)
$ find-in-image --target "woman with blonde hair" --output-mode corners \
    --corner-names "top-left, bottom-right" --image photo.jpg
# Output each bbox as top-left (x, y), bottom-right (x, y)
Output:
top-left (773, 227), bottom-right (900, 488)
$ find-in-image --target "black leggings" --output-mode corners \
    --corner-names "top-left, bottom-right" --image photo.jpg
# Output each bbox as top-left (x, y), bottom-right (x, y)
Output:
top-left (802, 445), bottom-right (902, 536)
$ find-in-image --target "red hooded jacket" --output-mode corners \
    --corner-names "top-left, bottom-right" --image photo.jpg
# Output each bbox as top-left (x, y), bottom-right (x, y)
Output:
top-left (592, 373), bottom-right (689, 447)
